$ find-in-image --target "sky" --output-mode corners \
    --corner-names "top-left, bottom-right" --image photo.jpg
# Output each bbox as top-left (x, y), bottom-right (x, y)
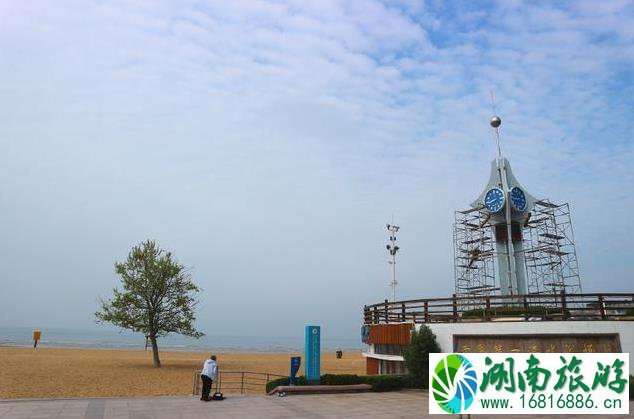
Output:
top-left (1, 0), bottom-right (633, 342)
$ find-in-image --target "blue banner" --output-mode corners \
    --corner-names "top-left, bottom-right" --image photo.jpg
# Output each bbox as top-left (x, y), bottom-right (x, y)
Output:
top-left (305, 325), bottom-right (320, 384)
top-left (290, 356), bottom-right (301, 385)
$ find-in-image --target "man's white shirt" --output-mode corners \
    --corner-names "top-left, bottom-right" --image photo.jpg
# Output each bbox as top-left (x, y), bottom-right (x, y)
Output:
top-left (201, 359), bottom-right (217, 379)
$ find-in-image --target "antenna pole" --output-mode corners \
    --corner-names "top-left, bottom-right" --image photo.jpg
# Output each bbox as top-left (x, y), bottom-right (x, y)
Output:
top-left (386, 223), bottom-right (400, 302)
top-left (490, 91), bottom-right (502, 157)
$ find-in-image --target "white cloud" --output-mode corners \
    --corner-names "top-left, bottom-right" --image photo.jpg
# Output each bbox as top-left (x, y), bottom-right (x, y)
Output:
top-left (0, 0), bottom-right (632, 339)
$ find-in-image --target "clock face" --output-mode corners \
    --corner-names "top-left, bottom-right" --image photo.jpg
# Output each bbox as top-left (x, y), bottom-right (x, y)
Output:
top-left (510, 187), bottom-right (527, 211)
top-left (484, 188), bottom-right (505, 212)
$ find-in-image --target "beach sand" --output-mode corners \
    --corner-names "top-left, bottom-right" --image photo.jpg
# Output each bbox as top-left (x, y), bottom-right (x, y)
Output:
top-left (0, 346), bottom-right (365, 399)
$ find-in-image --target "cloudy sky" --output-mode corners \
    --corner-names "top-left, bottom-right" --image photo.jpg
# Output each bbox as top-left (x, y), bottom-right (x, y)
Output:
top-left (1, 0), bottom-right (633, 342)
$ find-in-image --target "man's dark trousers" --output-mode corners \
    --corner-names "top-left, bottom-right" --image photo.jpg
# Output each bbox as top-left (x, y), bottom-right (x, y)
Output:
top-left (201, 375), bottom-right (213, 400)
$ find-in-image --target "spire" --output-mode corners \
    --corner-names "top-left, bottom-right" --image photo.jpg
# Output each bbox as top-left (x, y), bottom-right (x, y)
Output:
top-left (490, 115), bottom-right (502, 158)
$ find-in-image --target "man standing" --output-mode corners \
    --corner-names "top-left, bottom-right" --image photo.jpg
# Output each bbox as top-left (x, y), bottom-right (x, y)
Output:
top-left (200, 355), bottom-right (217, 401)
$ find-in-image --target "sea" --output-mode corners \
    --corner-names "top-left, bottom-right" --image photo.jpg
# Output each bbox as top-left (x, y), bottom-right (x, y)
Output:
top-left (0, 326), bottom-right (362, 353)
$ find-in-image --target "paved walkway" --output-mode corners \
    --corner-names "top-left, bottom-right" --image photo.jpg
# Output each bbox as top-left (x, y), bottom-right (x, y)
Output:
top-left (0, 391), bottom-right (632, 418)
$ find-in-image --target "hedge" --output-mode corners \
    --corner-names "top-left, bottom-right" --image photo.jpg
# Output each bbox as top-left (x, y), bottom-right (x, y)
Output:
top-left (320, 374), bottom-right (365, 386)
top-left (266, 376), bottom-right (308, 393)
top-left (266, 374), bottom-right (418, 393)
top-left (363, 375), bottom-right (414, 392)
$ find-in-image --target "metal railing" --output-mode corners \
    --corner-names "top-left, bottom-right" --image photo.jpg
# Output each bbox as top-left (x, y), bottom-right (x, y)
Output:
top-left (192, 370), bottom-right (287, 395)
top-left (363, 292), bottom-right (634, 325)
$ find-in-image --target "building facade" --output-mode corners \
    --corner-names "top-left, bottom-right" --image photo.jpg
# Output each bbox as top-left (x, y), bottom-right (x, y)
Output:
top-left (362, 294), bottom-right (634, 375)
top-left (361, 322), bottom-right (411, 375)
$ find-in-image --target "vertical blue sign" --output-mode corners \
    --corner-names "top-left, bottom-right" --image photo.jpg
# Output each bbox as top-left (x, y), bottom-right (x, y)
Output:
top-left (305, 325), bottom-right (320, 384)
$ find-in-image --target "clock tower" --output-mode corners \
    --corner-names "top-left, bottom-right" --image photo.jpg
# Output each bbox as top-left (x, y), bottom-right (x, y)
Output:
top-left (469, 116), bottom-right (537, 295)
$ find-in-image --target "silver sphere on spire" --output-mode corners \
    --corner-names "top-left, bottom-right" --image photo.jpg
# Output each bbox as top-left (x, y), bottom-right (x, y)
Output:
top-left (490, 115), bottom-right (501, 128)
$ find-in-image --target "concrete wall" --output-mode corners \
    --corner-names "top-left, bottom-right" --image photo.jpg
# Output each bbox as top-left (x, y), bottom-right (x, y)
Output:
top-left (419, 321), bottom-right (634, 374)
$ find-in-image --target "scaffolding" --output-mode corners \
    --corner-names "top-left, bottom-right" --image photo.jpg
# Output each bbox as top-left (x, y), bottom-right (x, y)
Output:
top-left (523, 200), bottom-right (582, 295)
top-left (453, 200), bottom-right (582, 300)
top-left (453, 207), bottom-right (497, 298)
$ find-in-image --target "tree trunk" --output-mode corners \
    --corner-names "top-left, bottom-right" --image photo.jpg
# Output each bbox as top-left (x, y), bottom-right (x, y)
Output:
top-left (150, 335), bottom-right (161, 368)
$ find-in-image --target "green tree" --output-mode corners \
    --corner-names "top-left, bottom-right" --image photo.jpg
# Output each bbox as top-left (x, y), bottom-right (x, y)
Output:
top-left (402, 325), bottom-right (441, 387)
top-left (96, 240), bottom-right (204, 367)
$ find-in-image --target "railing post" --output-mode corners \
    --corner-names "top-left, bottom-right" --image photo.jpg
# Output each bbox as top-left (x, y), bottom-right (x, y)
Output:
top-left (452, 294), bottom-right (458, 322)
top-left (560, 291), bottom-right (568, 319)
top-left (485, 296), bottom-right (491, 321)
top-left (523, 297), bottom-right (529, 321)
top-left (384, 299), bottom-right (389, 323)
top-left (401, 303), bottom-right (406, 322)
top-left (424, 301), bottom-right (429, 323)
top-left (598, 295), bottom-right (606, 320)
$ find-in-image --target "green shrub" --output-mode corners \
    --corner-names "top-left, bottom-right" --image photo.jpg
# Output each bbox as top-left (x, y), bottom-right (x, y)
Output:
top-left (364, 375), bottom-right (408, 392)
top-left (267, 373), bottom-right (415, 393)
top-left (402, 325), bottom-right (441, 388)
top-left (322, 374), bottom-right (412, 391)
top-left (266, 377), bottom-right (288, 393)
top-left (320, 374), bottom-right (365, 385)
top-left (401, 374), bottom-right (423, 389)
top-left (265, 375), bottom-right (307, 393)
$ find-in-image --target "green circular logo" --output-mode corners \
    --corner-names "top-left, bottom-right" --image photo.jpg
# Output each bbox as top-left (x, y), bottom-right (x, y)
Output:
top-left (431, 354), bottom-right (478, 414)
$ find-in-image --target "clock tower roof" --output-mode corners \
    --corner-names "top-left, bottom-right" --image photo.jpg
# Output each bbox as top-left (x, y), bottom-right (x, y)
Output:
top-left (471, 157), bottom-right (538, 218)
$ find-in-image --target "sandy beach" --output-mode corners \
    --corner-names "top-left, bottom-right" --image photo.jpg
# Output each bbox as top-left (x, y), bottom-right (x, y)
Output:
top-left (0, 346), bottom-right (365, 399)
